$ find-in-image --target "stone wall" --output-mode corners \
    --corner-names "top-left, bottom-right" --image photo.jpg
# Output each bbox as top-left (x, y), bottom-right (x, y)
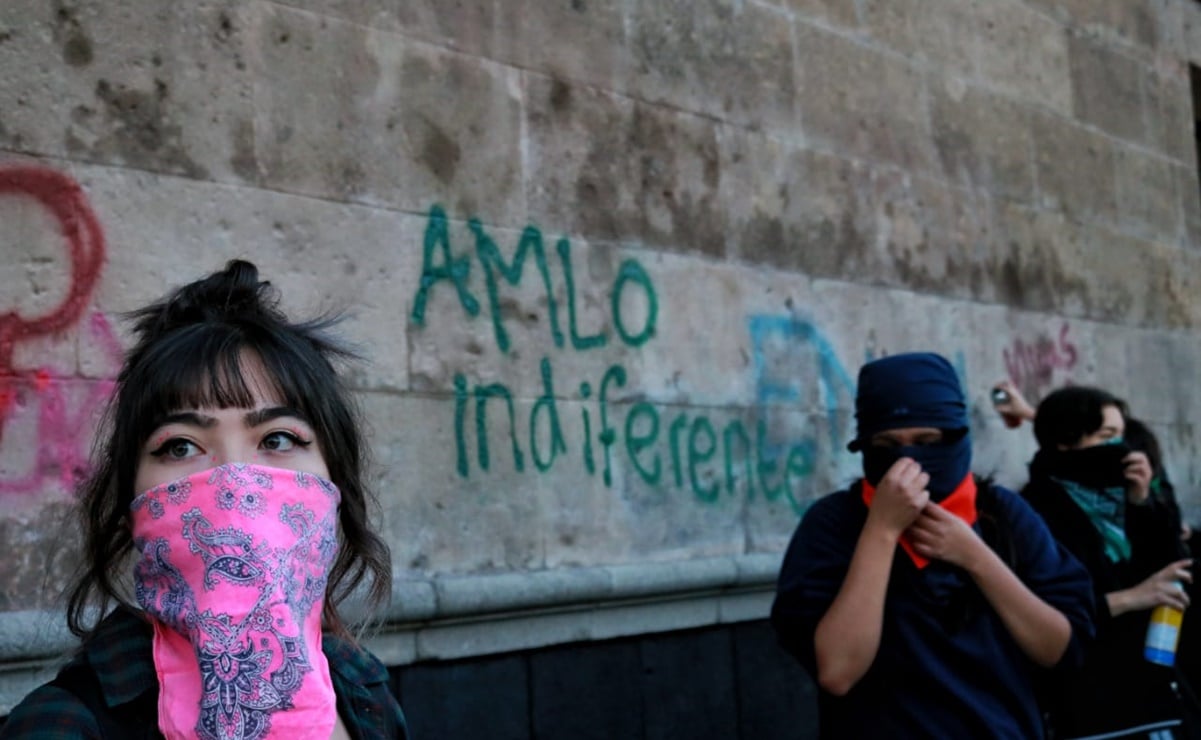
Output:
top-left (2, 0), bottom-right (1201, 714)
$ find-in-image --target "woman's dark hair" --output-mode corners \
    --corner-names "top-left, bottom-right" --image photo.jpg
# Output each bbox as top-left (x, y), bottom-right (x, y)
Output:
top-left (65, 260), bottom-right (391, 638)
top-left (1032, 385), bottom-right (1128, 450)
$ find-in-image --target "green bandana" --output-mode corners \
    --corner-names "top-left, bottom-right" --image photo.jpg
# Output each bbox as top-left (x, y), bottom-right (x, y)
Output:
top-left (1053, 476), bottom-right (1131, 563)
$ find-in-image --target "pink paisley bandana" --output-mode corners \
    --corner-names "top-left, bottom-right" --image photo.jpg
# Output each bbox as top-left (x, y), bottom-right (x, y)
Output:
top-left (131, 464), bottom-right (341, 740)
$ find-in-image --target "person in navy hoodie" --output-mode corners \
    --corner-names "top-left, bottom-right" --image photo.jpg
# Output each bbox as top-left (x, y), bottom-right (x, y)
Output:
top-left (771, 352), bottom-right (1094, 738)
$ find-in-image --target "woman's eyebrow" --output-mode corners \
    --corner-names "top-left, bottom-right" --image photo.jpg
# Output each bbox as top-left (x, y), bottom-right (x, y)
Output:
top-left (244, 406), bottom-right (308, 428)
top-left (157, 411), bottom-right (218, 428)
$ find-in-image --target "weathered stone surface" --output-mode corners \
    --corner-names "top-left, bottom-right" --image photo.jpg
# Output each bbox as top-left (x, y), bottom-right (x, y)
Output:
top-left (979, 203), bottom-right (1099, 317)
top-left (975, 0), bottom-right (1073, 115)
top-left (75, 164), bottom-right (418, 391)
top-left (494, 0), bottom-right (626, 90)
top-left (795, 24), bottom-right (936, 173)
top-left (1025, 0), bottom-right (1159, 50)
top-left (255, 4), bottom-right (524, 217)
top-left (929, 77), bottom-right (1036, 200)
top-left (861, 0), bottom-right (979, 71)
top-left (1114, 146), bottom-right (1182, 244)
top-left (1178, 164), bottom-right (1201, 249)
top-left (1145, 63), bottom-right (1199, 165)
top-left (0, 502), bottom-right (77, 612)
top-left (267, 0), bottom-right (402, 32)
top-left (1068, 34), bottom-right (1149, 144)
top-left (1032, 111), bottom-right (1118, 225)
top-left (778, 0), bottom-right (860, 27)
top-left (722, 131), bottom-right (992, 300)
top-left (627, 0), bottom-right (797, 133)
top-left (0, 0), bottom-right (254, 181)
top-left (524, 74), bottom-right (726, 256)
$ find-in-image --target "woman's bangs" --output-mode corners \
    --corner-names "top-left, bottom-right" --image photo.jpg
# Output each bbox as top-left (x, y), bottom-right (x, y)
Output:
top-left (130, 328), bottom-right (277, 433)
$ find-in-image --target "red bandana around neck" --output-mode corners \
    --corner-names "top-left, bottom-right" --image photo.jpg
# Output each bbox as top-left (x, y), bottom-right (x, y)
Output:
top-left (860, 474), bottom-right (978, 569)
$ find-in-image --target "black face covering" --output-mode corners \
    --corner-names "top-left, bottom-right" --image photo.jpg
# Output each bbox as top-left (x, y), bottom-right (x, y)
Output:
top-left (862, 431), bottom-right (972, 502)
top-left (1038, 441), bottom-right (1132, 490)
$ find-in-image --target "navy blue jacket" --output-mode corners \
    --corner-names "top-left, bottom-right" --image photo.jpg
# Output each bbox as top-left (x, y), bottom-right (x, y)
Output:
top-left (772, 482), bottom-right (1094, 739)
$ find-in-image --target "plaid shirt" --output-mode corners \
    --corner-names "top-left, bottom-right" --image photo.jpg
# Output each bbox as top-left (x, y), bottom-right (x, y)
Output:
top-left (0, 606), bottom-right (408, 739)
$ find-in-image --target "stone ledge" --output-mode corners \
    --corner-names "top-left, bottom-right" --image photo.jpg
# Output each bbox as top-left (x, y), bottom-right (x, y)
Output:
top-left (0, 553), bottom-right (781, 714)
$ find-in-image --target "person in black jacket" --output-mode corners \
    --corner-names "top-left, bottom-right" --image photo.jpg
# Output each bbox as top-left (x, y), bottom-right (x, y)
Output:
top-left (1023, 386), bottom-right (1191, 739)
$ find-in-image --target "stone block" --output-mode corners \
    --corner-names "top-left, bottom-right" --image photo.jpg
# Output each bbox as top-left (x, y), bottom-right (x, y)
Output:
top-left (367, 393), bottom-right (550, 576)
top-left (0, 502), bottom-right (77, 612)
top-left (795, 24), bottom-right (936, 172)
top-left (1031, 111), bottom-right (1118, 224)
top-left (75, 165), bottom-right (418, 392)
top-left (394, 0), bottom-right (500, 56)
top-left (626, 0), bottom-right (798, 133)
top-left (494, 0), bottom-right (626, 90)
top-left (975, 0), bottom-right (1072, 115)
top-left (266, 0), bottom-right (401, 31)
top-left (1024, 0), bottom-right (1158, 50)
top-left (1068, 34), bottom-right (1149, 144)
top-left (1114, 145), bottom-right (1182, 244)
top-left (269, 0), bottom-right (501, 58)
top-left (1144, 63), bottom-right (1196, 164)
top-left (524, 74), bottom-right (726, 256)
top-left (1178, 164), bottom-right (1201, 249)
top-left (861, 0), bottom-right (979, 71)
top-left (255, 4), bottom-right (524, 218)
top-left (779, 0), bottom-right (860, 27)
top-left (0, 0), bottom-right (255, 182)
top-left (980, 203), bottom-right (1125, 319)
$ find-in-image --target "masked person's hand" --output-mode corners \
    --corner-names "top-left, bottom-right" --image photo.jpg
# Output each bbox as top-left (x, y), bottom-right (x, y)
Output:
top-left (908, 503), bottom-right (985, 569)
top-left (866, 458), bottom-right (930, 540)
top-left (1123, 450), bottom-right (1153, 504)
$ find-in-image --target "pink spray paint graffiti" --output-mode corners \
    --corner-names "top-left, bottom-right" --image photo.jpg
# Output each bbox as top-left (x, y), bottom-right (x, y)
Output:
top-left (0, 165), bottom-right (118, 496)
top-left (1002, 322), bottom-right (1078, 392)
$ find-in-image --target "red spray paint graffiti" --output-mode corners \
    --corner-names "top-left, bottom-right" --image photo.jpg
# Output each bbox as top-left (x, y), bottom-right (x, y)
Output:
top-left (1003, 322), bottom-right (1078, 391)
top-left (0, 165), bottom-right (115, 496)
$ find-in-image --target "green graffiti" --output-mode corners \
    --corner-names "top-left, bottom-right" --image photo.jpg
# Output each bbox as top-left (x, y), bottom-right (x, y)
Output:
top-left (688, 417), bottom-right (719, 502)
top-left (423, 207), bottom-right (814, 516)
top-left (530, 358), bottom-right (567, 472)
top-left (412, 205), bottom-right (480, 324)
top-left (454, 374), bottom-right (469, 477)
top-left (669, 413), bottom-right (689, 489)
top-left (452, 360), bottom-right (813, 515)
top-left (597, 364), bottom-right (627, 487)
top-left (625, 401), bottom-right (661, 485)
top-left (756, 419), bottom-right (786, 501)
top-left (474, 219), bottom-right (563, 353)
top-left (579, 381), bottom-right (595, 475)
top-left (723, 420), bottom-right (753, 498)
top-left (558, 238), bottom-right (608, 351)
top-left (475, 383), bottom-right (524, 472)
top-left (612, 259), bottom-right (658, 347)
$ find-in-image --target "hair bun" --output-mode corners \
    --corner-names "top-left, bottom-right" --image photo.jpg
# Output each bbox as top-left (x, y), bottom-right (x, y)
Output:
top-left (130, 259), bottom-right (284, 340)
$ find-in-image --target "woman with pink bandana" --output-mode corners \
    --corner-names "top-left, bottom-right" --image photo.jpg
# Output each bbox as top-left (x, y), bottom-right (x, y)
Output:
top-left (1, 261), bottom-right (407, 739)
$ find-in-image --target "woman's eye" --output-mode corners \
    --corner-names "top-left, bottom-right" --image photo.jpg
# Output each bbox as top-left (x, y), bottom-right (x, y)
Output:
top-left (262, 431), bottom-right (308, 452)
top-left (151, 439), bottom-right (201, 460)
